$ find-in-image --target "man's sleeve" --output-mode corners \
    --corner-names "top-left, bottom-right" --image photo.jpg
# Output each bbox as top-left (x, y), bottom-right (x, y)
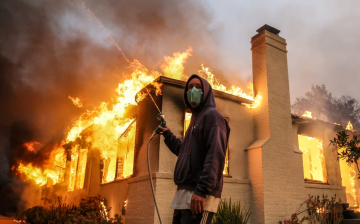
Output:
top-left (163, 130), bottom-right (182, 156)
top-left (194, 125), bottom-right (227, 198)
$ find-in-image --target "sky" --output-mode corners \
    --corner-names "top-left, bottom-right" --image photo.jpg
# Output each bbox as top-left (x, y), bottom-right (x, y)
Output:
top-left (1, 0), bottom-right (360, 184)
top-left (206, 0), bottom-right (360, 102)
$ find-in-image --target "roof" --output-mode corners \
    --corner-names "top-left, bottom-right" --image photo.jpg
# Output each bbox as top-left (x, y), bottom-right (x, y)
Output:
top-left (138, 76), bottom-right (254, 105)
top-left (291, 113), bottom-right (353, 132)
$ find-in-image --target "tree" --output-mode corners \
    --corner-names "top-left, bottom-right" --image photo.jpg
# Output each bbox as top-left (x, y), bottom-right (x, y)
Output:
top-left (292, 85), bottom-right (360, 129)
top-left (330, 131), bottom-right (360, 179)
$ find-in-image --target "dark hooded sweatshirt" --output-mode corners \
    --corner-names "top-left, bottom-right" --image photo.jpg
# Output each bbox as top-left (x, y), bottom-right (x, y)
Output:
top-left (163, 74), bottom-right (230, 198)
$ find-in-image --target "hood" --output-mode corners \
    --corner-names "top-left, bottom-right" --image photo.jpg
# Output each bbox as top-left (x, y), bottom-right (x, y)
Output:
top-left (184, 74), bottom-right (216, 112)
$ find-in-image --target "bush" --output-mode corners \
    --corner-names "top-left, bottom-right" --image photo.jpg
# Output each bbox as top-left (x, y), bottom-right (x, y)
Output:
top-left (279, 194), bottom-right (343, 224)
top-left (212, 198), bottom-right (251, 224)
top-left (16, 196), bottom-right (123, 224)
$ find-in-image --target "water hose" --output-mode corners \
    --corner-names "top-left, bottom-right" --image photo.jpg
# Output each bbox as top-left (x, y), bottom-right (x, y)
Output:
top-left (147, 132), bottom-right (163, 224)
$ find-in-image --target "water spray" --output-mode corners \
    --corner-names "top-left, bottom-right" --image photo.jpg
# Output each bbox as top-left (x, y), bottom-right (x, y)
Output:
top-left (144, 86), bottom-right (165, 224)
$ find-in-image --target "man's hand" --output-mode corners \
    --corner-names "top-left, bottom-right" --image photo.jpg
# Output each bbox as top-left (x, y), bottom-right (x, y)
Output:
top-left (157, 125), bottom-right (171, 135)
top-left (191, 193), bottom-right (205, 214)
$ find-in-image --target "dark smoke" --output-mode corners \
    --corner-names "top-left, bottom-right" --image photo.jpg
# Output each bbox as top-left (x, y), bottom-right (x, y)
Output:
top-left (0, 0), bottom-right (228, 213)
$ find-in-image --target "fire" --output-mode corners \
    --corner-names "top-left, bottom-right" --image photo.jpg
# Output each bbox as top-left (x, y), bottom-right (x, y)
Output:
top-left (346, 121), bottom-right (353, 131)
top-left (17, 163), bottom-right (61, 186)
top-left (68, 95), bottom-right (83, 108)
top-left (161, 47), bottom-right (192, 80)
top-left (18, 145), bottom-right (66, 186)
top-left (23, 141), bottom-right (42, 152)
top-left (339, 151), bottom-right (358, 207)
top-left (100, 201), bottom-right (109, 221)
top-left (17, 48), bottom-right (260, 188)
top-left (302, 111), bottom-right (313, 119)
top-left (298, 135), bottom-right (327, 182)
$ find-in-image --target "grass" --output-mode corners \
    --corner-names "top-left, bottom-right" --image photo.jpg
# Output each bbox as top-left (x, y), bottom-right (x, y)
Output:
top-left (212, 198), bottom-right (251, 224)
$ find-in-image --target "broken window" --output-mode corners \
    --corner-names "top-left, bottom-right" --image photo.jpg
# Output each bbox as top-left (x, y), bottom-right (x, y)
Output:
top-left (298, 135), bottom-right (327, 183)
top-left (68, 146), bottom-right (79, 191)
top-left (100, 155), bottom-right (113, 184)
top-left (184, 112), bottom-right (229, 176)
top-left (53, 149), bottom-right (66, 184)
top-left (75, 148), bottom-right (88, 189)
top-left (116, 120), bottom-right (136, 180)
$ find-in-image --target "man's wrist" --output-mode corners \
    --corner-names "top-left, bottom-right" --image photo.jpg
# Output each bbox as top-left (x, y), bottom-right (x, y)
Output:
top-left (163, 130), bottom-right (171, 138)
top-left (194, 190), bottom-right (206, 199)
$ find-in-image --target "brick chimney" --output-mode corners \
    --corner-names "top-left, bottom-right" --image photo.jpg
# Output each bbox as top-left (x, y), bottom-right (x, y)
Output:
top-left (247, 25), bottom-right (304, 223)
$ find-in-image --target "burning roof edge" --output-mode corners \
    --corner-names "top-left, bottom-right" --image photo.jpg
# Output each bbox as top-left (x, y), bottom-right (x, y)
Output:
top-left (140, 76), bottom-right (254, 105)
top-left (291, 113), bottom-right (359, 133)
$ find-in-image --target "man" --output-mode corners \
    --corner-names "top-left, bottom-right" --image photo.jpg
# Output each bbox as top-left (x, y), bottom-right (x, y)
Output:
top-left (158, 74), bottom-right (230, 224)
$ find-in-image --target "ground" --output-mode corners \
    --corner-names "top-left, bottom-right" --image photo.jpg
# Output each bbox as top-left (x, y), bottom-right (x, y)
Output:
top-left (0, 216), bottom-right (17, 224)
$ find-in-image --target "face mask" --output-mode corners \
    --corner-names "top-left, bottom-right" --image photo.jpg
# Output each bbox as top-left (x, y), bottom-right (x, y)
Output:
top-left (187, 87), bottom-right (203, 108)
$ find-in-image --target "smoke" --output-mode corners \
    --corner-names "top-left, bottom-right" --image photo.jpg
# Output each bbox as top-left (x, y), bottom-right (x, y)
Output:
top-left (0, 0), bottom-right (230, 213)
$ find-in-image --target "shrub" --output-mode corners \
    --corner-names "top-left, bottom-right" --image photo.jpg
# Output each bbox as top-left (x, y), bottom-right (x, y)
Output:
top-left (212, 198), bottom-right (251, 224)
top-left (16, 196), bottom-right (123, 224)
top-left (279, 194), bottom-right (343, 224)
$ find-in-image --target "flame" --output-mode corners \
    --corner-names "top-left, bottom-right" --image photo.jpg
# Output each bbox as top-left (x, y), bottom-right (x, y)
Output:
top-left (346, 121), bottom-right (353, 131)
top-left (68, 95), bottom-right (83, 108)
top-left (161, 47), bottom-right (192, 80)
top-left (18, 163), bottom-right (60, 186)
top-left (298, 135), bottom-right (327, 182)
top-left (18, 145), bottom-right (66, 186)
top-left (100, 201), bottom-right (109, 221)
top-left (339, 148), bottom-right (358, 207)
top-left (23, 141), bottom-right (42, 152)
top-left (302, 111), bottom-right (313, 119)
top-left (17, 48), bottom-right (260, 188)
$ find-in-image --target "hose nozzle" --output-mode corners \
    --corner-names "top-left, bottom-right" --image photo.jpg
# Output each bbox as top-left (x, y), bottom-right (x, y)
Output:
top-left (155, 113), bottom-right (166, 134)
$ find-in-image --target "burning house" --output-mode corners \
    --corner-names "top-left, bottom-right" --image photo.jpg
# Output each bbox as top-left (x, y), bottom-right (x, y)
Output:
top-left (15, 25), bottom-right (360, 224)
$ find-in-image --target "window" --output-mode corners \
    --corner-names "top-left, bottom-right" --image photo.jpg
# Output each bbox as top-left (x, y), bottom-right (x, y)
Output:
top-left (68, 146), bottom-right (79, 191)
top-left (339, 150), bottom-right (358, 207)
top-left (75, 148), bottom-right (88, 189)
top-left (183, 113), bottom-right (229, 176)
top-left (184, 112), bottom-right (192, 136)
top-left (298, 135), bottom-right (327, 182)
top-left (116, 121), bottom-right (136, 180)
top-left (67, 146), bottom-right (89, 191)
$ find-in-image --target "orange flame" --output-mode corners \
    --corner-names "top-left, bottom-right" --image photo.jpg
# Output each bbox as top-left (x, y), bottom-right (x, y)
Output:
top-left (17, 48), bottom-right (260, 187)
top-left (346, 121), bottom-right (353, 131)
top-left (23, 141), bottom-right (42, 153)
top-left (68, 96), bottom-right (83, 108)
top-left (302, 111), bottom-right (313, 119)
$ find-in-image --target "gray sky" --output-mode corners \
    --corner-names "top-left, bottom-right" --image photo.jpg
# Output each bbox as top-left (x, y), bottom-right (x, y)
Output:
top-left (204, 0), bottom-right (360, 102)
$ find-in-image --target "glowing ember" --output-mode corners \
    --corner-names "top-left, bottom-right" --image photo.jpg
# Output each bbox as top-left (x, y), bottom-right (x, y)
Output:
top-left (68, 95), bottom-right (83, 108)
top-left (302, 111), bottom-right (313, 119)
top-left (346, 121), bottom-right (353, 131)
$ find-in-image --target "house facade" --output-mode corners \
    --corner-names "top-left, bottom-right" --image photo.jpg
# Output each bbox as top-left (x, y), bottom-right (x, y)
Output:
top-left (37, 25), bottom-right (356, 224)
